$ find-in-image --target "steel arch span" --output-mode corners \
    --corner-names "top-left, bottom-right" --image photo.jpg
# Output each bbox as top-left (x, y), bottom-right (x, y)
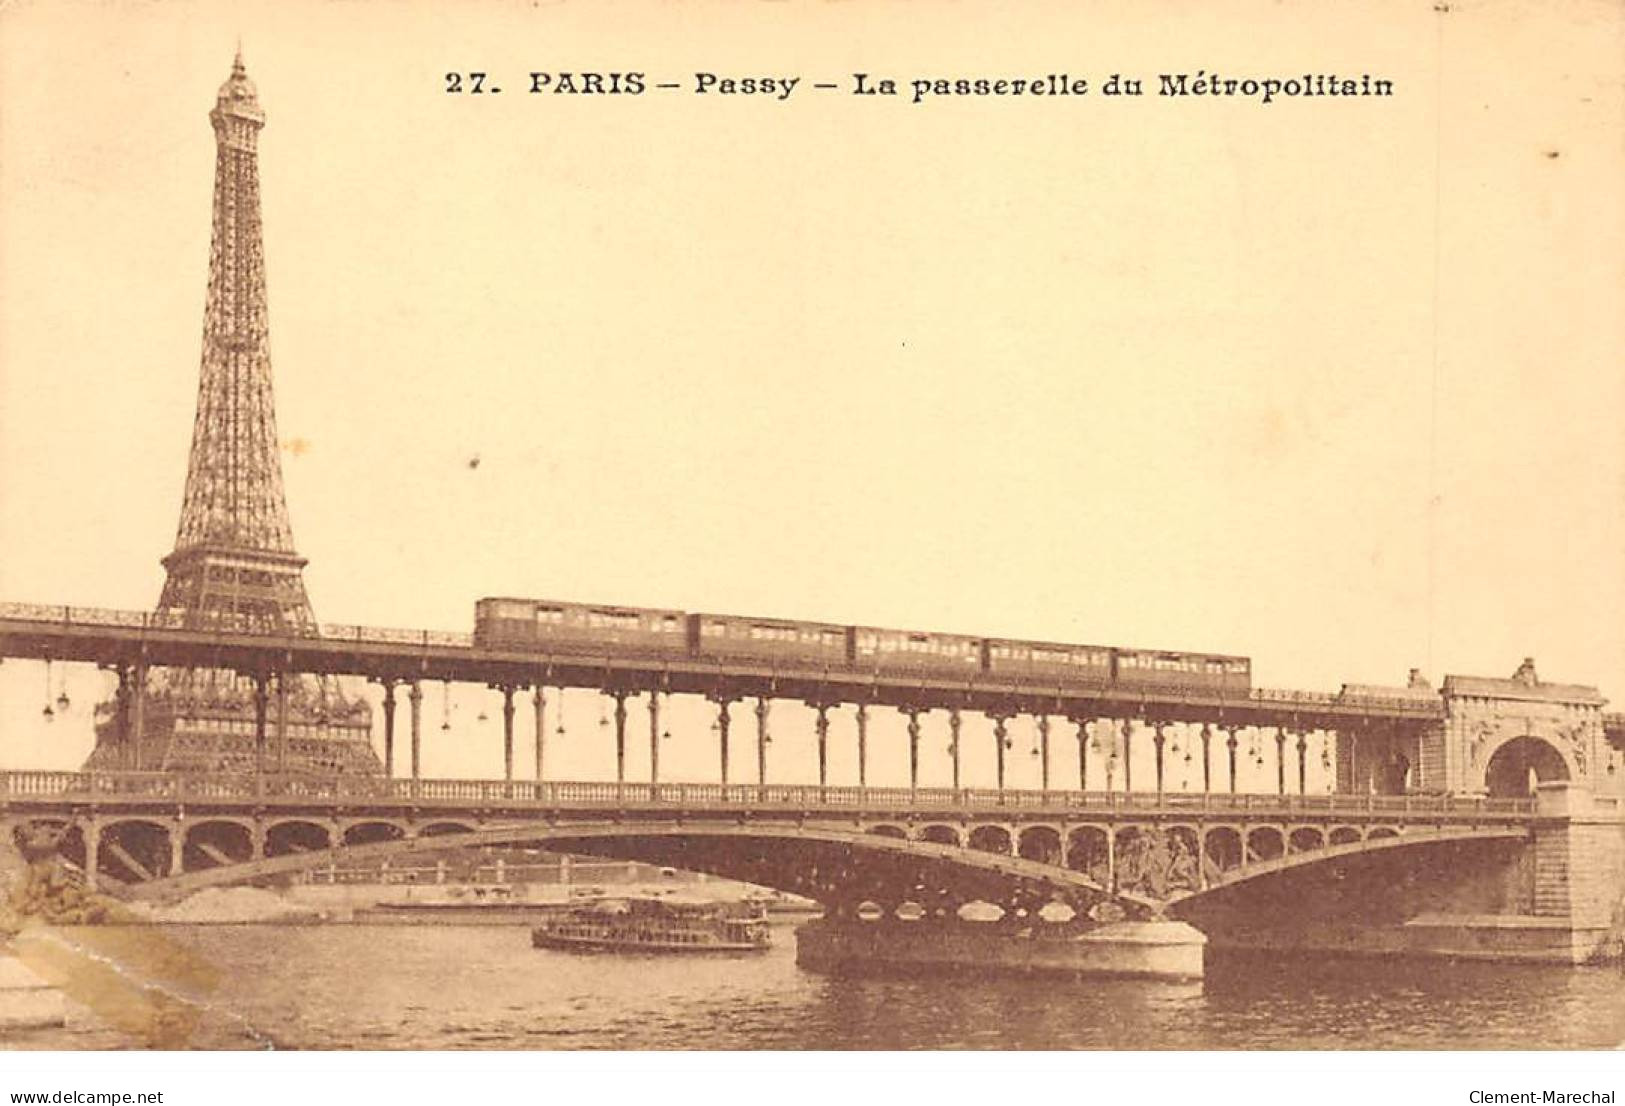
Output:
top-left (1166, 825), bottom-right (1530, 908)
top-left (124, 821), bottom-right (1162, 916)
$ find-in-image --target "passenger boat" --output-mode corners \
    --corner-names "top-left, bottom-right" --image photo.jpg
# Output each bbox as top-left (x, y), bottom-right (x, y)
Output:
top-left (530, 895), bottom-right (772, 953)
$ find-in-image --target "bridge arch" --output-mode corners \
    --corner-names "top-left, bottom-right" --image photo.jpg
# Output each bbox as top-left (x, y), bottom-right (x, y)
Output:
top-left (866, 823), bottom-right (908, 840)
top-left (341, 821), bottom-right (408, 848)
top-left (181, 820), bottom-right (255, 873)
top-left (1016, 825), bottom-right (1062, 865)
top-left (1066, 826), bottom-right (1110, 879)
top-left (99, 818), bottom-right (177, 880)
top-left (1484, 735), bottom-right (1572, 798)
top-left (1287, 826), bottom-right (1326, 854)
top-left (967, 824), bottom-right (1013, 855)
top-left (917, 824), bottom-right (961, 847)
top-left (1328, 825), bottom-right (1363, 847)
top-left (1169, 827), bottom-right (1530, 907)
top-left (265, 820), bottom-right (332, 857)
top-left (1203, 825), bottom-right (1243, 873)
top-left (130, 822), bottom-right (1155, 917)
top-left (418, 821), bottom-right (478, 838)
top-left (1246, 826), bottom-right (1285, 862)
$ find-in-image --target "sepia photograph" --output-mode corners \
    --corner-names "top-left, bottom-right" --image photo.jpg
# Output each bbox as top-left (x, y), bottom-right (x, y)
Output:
top-left (0, 0), bottom-right (1621, 1094)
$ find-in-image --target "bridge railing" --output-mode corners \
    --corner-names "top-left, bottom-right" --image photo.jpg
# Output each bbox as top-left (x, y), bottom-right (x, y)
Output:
top-left (0, 602), bottom-right (476, 650)
top-left (0, 769), bottom-right (1538, 818)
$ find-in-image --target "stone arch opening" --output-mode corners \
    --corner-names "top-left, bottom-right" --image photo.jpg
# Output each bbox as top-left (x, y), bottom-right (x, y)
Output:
top-left (1484, 736), bottom-right (1571, 798)
top-left (100, 819), bottom-right (176, 880)
top-left (183, 821), bottom-right (254, 873)
top-left (1288, 827), bottom-right (1325, 854)
top-left (1203, 826), bottom-right (1243, 873)
top-left (342, 822), bottom-right (406, 848)
top-left (1328, 826), bottom-right (1362, 847)
top-left (866, 824), bottom-right (907, 840)
top-left (265, 821), bottom-right (332, 858)
top-left (917, 824), bottom-right (961, 847)
top-left (419, 822), bottom-right (477, 838)
top-left (967, 825), bottom-right (1012, 854)
top-left (1246, 826), bottom-right (1284, 862)
top-left (1066, 827), bottom-right (1109, 881)
top-left (1016, 825), bottom-right (1061, 865)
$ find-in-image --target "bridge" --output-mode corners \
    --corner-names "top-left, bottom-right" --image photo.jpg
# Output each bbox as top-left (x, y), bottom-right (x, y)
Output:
top-left (0, 770), bottom-right (1535, 922)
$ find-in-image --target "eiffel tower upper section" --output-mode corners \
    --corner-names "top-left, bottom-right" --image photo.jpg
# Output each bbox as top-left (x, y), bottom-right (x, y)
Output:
top-left (157, 51), bottom-right (314, 631)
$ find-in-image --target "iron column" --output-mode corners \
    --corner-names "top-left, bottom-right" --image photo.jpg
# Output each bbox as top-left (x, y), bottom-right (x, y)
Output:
top-left (1072, 716), bottom-right (1092, 791)
top-left (905, 707), bottom-right (922, 791)
top-left (408, 680), bottom-right (423, 780)
top-left (992, 713), bottom-right (1009, 792)
top-left (275, 670), bottom-right (290, 772)
top-left (856, 703), bottom-right (869, 788)
top-left (500, 685), bottom-right (517, 781)
top-left (251, 673), bottom-right (269, 773)
top-left (613, 691), bottom-right (630, 784)
top-left (1037, 713), bottom-right (1051, 792)
top-left (379, 679), bottom-right (398, 777)
top-left (648, 691), bottom-right (661, 789)
top-left (533, 685), bottom-right (547, 782)
top-left (949, 708), bottom-right (962, 790)
top-left (811, 702), bottom-right (831, 790)
top-left (710, 693), bottom-right (734, 787)
top-left (755, 697), bottom-right (771, 787)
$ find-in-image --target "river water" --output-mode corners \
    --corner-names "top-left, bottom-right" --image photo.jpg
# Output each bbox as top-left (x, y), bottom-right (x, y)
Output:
top-left (9, 921), bottom-right (1624, 1050)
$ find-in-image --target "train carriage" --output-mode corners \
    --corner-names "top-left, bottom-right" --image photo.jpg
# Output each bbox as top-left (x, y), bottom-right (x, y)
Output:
top-left (689, 613), bottom-right (850, 670)
top-left (1114, 649), bottom-right (1251, 694)
top-left (986, 638), bottom-right (1115, 689)
top-left (851, 626), bottom-right (983, 679)
top-left (474, 597), bottom-right (689, 658)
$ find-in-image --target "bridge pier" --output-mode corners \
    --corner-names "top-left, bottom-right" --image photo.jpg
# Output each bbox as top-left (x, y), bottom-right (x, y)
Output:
top-left (949, 708), bottom-right (962, 791)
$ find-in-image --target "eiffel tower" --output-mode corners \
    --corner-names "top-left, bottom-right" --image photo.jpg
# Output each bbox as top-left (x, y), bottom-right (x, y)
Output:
top-left (85, 52), bottom-right (379, 775)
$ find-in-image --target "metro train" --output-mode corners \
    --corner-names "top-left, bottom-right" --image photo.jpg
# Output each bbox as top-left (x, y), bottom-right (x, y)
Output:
top-left (472, 597), bottom-right (1252, 694)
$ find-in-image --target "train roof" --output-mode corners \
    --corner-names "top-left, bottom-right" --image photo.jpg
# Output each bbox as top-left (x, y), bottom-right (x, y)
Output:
top-left (692, 610), bottom-right (850, 631)
top-left (475, 596), bottom-right (687, 616)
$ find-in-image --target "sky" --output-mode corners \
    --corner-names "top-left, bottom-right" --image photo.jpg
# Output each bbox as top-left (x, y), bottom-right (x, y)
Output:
top-left (0, 0), bottom-right (1620, 784)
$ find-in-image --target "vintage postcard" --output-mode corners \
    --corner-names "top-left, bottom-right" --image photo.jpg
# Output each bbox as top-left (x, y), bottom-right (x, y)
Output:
top-left (0, 0), bottom-right (1621, 1096)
